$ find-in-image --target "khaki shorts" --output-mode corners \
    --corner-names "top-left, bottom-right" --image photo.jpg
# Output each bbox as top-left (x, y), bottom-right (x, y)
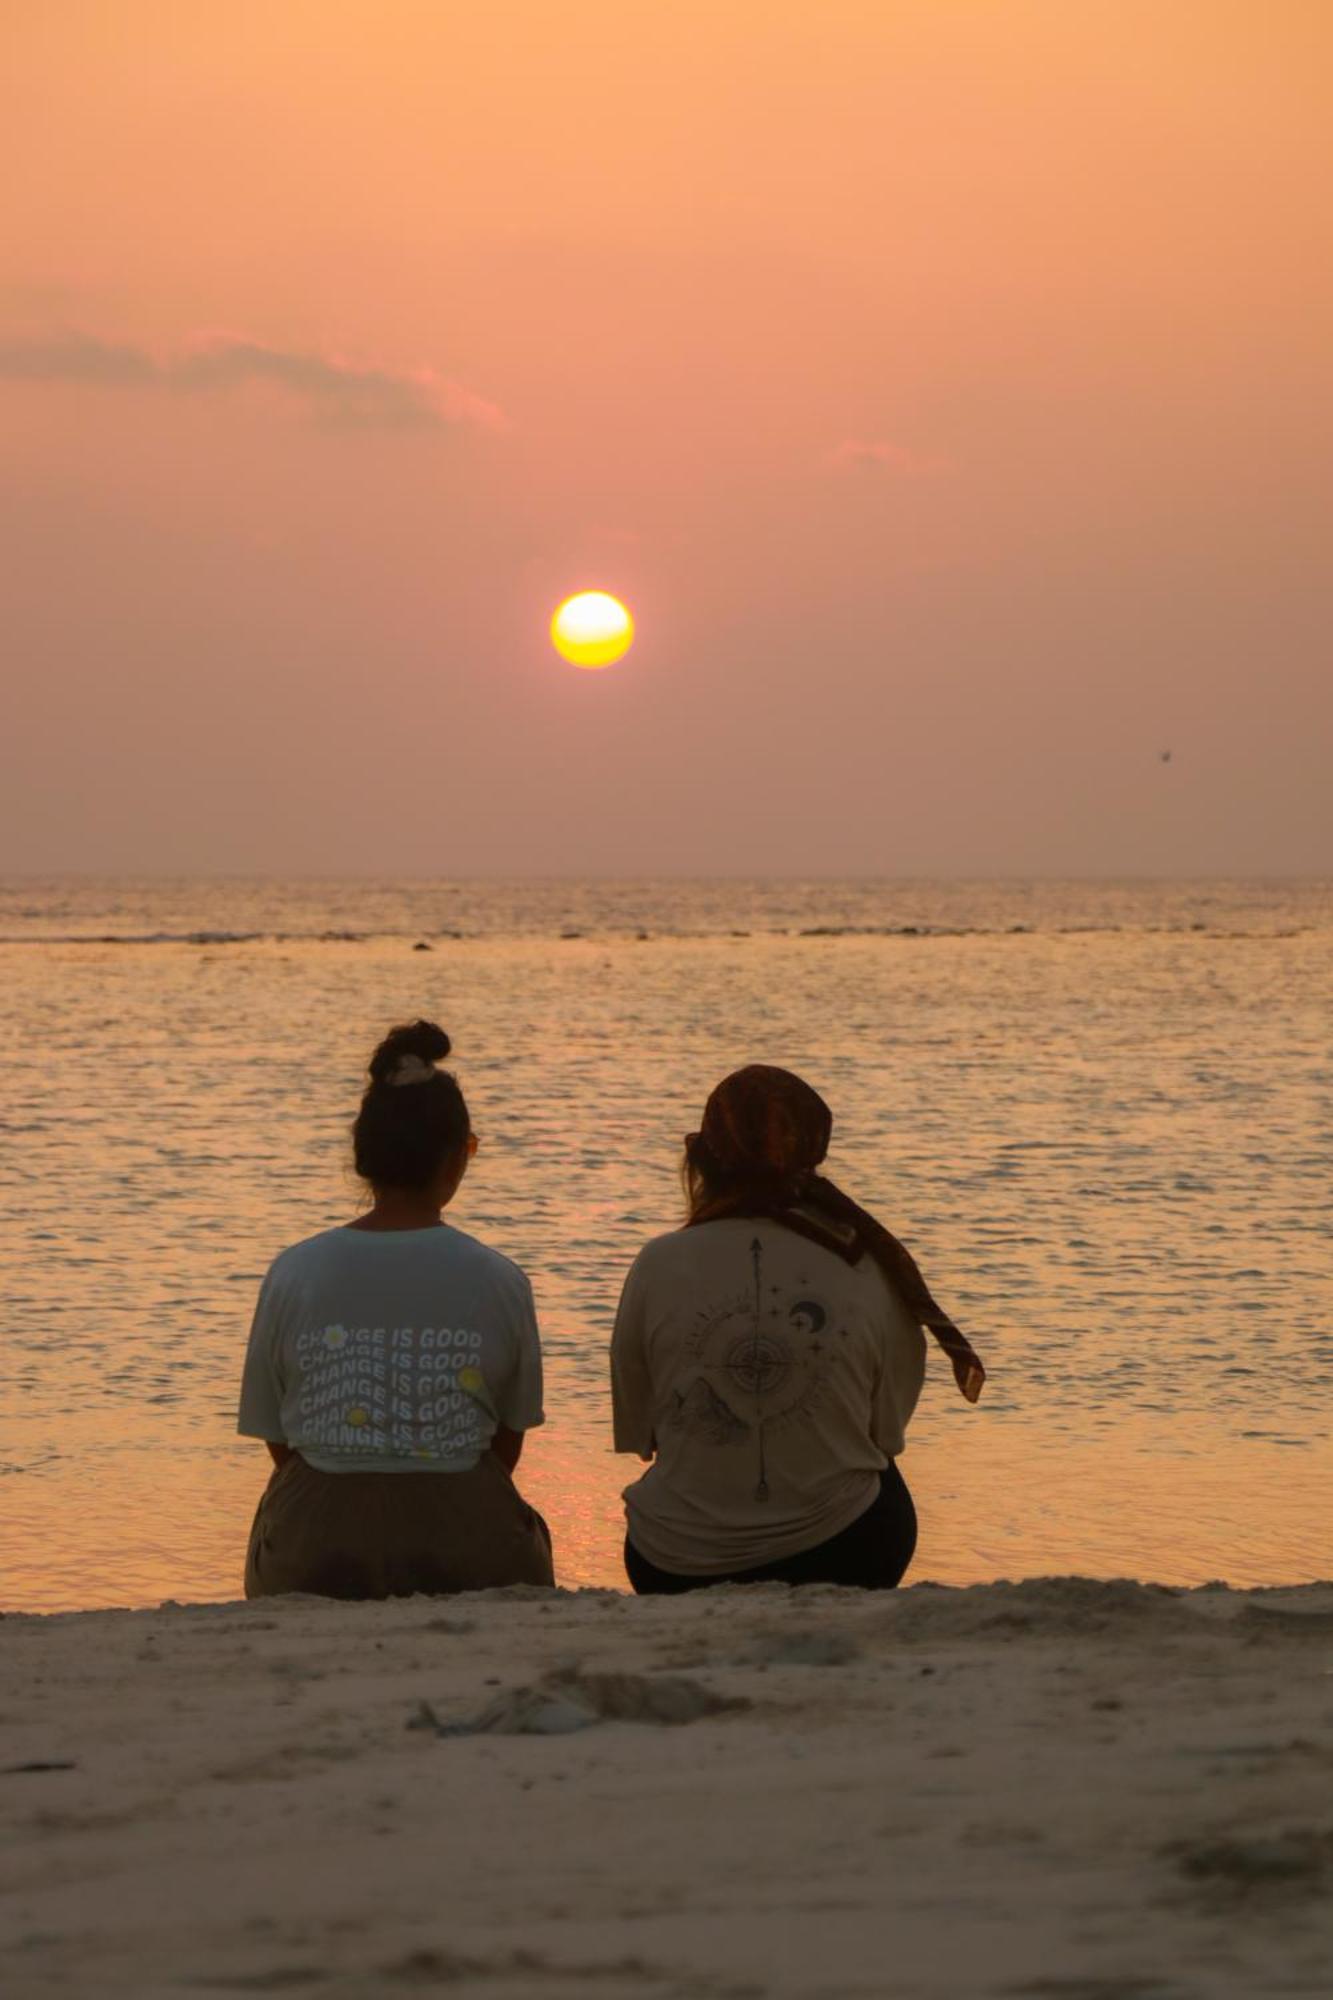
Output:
top-left (244, 1450), bottom-right (555, 1600)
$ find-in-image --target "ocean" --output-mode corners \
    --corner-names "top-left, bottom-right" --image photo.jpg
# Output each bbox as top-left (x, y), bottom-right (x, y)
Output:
top-left (3, 876), bottom-right (1330, 1610)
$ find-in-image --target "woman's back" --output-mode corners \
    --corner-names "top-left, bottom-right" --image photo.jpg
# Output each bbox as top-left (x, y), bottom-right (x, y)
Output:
top-left (237, 1019), bottom-right (553, 1600)
top-left (612, 1215), bottom-right (925, 1576)
top-left (240, 1221), bottom-right (544, 1473)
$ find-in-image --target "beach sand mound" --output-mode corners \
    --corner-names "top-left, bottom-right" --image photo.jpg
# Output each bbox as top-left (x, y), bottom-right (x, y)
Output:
top-left (3, 1579), bottom-right (1331, 1997)
top-left (880, 1575), bottom-right (1203, 1642)
top-left (414, 1667), bottom-right (747, 1736)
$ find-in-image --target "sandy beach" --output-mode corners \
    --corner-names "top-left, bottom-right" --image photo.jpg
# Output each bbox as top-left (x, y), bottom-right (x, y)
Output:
top-left (3, 1579), bottom-right (1330, 1998)
top-left (8, 2), bottom-right (1331, 1991)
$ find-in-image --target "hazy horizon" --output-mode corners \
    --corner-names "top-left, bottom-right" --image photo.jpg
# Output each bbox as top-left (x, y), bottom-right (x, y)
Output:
top-left (4, 4), bottom-right (1331, 877)
top-left (5, 866), bottom-right (1333, 886)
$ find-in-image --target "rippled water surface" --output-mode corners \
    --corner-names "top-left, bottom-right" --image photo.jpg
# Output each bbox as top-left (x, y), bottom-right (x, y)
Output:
top-left (3, 878), bottom-right (1330, 1609)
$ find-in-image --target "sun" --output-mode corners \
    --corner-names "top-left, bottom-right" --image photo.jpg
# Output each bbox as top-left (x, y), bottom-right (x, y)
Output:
top-left (550, 590), bottom-right (634, 669)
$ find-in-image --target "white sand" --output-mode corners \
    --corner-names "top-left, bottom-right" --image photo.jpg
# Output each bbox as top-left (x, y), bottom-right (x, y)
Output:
top-left (3, 1580), bottom-right (1331, 1998)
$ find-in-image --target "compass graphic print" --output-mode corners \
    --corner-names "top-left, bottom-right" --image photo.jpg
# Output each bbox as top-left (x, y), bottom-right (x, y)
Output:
top-left (724, 1329), bottom-right (791, 1399)
top-left (672, 1236), bottom-right (839, 1503)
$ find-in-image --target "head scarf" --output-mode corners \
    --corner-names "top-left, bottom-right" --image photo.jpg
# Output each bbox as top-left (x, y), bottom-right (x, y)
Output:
top-left (685, 1065), bottom-right (985, 1403)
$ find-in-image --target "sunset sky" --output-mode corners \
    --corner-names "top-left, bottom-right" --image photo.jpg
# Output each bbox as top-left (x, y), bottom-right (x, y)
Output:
top-left (3, 2), bottom-right (1330, 876)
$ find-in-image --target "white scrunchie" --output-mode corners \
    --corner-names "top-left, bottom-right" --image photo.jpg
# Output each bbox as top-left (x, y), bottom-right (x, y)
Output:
top-left (387, 1054), bottom-right (437, 1087)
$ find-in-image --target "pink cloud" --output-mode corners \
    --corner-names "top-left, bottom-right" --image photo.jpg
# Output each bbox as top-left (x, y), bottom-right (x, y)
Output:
top-left (0, 328), bottom-right (507, 433)
top-left (825, 437), bottom-right (950, 474)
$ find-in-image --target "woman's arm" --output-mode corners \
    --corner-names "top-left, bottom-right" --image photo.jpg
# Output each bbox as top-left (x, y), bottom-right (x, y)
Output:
top-left (491, 1273), bottom-right (545, 1476)
top-left (238, 1267), bottom-right (290, 1458)
top-left (610, 1256), bottom-right (656, 1460)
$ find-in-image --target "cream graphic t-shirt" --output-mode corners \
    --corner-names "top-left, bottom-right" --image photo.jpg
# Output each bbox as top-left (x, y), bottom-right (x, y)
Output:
top-left (611, 1216), bottom-right (926, 1575)
top-left (237, 1224), bottom-right (545, 1473)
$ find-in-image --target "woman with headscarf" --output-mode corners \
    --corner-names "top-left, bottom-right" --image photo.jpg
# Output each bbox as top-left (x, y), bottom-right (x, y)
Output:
top-left (611, 1065), bottom-right (984, 1592)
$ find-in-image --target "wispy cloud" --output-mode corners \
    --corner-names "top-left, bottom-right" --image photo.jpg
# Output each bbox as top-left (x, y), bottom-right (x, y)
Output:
top-left (825, 438), bottom-right (950, 474)
top-left (0, 330), bottom-right (506, 432)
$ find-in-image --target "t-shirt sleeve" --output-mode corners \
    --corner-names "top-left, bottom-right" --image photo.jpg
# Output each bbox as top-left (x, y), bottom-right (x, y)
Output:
top-left (869, 1275), bottom-right (928, 1454)
top-left (610, 1253), bottom-right (655, 1457)
top-left (495, 1274), bottom-right (546, 1432)
top-left (237, 1268), bottom-right (288, 1441)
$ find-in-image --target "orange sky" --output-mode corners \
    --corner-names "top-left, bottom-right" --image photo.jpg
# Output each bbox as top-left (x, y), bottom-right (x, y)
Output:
top-left (2, 2), bottom-right (1330, 874)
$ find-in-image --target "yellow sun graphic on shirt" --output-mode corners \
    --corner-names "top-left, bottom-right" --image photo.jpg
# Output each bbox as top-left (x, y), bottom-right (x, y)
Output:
top-left (457, 1364), bottom-right (497, 1417)
top-left (346, 1406), bottom-right (370, 1428)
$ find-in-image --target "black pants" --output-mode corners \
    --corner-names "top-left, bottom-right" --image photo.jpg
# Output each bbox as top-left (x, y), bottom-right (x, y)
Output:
top-left (624, 1463), bottom-right (918, 1595)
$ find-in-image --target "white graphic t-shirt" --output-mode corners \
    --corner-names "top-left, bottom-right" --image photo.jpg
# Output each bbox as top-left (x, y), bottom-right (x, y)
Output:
top-left (237, 1224), bottom-right (545, 1473)
top-left (611, 1216), bottom-right (926, 1575)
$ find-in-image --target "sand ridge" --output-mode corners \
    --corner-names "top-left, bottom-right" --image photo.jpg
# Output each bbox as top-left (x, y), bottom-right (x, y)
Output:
top-left (2, 1579), bottom-right (1331, 1996)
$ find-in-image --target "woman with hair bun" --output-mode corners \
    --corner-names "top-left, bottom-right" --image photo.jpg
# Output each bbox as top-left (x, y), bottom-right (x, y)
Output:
top-left (611, 1065), bottom-right (985, 1593)
top-left (238, 1022), bottom-right (554, 1598)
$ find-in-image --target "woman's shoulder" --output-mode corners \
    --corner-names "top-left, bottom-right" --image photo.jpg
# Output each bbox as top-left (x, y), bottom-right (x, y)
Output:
top-left (624, 1218), bottom-right (762, 1282)
top-left (264, 1224), bottom-right (535, 1305)
top-left (263, 1226), bottom-right (348, 1280)
top-left (343, 1221), bottom-right (533, 1296)
top-left (625, 1224), bottom-right (695, 1271)
top-left (433, 1223), bottom-right (533, 1293)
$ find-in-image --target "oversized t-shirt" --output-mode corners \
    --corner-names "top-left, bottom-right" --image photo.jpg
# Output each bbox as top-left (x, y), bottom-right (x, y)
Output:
top-left (611, 1216), bottom-right (926, 1575)
top-left (237, 1224), bottom-right (545, 1473)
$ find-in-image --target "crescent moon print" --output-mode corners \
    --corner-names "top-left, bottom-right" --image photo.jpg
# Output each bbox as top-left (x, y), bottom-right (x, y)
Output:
top-left (789, 1300), bottom-right (826, 1336)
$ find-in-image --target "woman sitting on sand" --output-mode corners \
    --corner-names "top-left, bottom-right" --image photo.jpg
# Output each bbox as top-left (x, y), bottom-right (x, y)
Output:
top-left (611, 1065), bottom-right (984, 1593)
top-left (238, 1021), bottom-right (554, 1598)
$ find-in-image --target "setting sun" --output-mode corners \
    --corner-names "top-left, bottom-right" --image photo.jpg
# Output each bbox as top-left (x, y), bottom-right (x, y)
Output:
top-left (550, 591), bottom-right (634, 670)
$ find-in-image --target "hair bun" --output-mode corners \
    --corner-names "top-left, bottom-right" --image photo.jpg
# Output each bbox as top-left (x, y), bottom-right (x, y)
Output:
top-left (368, 1019), bottom-right (452, 1085)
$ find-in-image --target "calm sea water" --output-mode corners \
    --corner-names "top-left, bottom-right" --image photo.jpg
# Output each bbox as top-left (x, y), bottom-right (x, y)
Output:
top-left (3, 877), bottom-right (1330, 1610)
